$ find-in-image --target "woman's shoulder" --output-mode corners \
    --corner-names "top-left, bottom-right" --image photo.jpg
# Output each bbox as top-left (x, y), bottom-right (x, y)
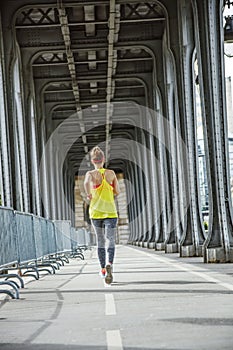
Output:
top-left (105, 169), bottom-right (116, 180)
top-left (85, 169), bottom-right (96, 178)
top-left (105, 169), bottom-right (115, 175)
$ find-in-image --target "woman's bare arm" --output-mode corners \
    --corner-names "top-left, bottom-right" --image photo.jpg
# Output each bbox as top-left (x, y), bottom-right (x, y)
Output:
top-left (113, 174), bottom-right (120, 196)
top-left (84, 171), bottom-right (92, 199)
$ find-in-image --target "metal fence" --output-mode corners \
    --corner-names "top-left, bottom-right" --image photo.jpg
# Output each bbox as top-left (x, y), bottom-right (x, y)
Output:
top-left (0, 207), bottom-right (18, 268)
top-left (54, 220), bottom-right (72, 253)
top-left (0, 207), bottom-right (90, 299)
top-left (75, 228), bottom-right (90, 247)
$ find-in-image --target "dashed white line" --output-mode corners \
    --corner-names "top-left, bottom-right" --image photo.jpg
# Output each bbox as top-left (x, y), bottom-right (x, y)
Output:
top-left (105, 293), bottom-right (116, 315)
top-left (106, 330), bottom-right (123, 350)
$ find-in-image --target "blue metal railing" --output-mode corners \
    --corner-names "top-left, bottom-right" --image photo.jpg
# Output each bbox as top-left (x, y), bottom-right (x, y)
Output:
top-left (0, 207), bottom-right (90, 299)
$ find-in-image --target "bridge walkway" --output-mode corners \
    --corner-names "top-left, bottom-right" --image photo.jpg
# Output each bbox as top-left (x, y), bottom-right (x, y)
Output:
top-left (0, 245), bottom-right (232, 350)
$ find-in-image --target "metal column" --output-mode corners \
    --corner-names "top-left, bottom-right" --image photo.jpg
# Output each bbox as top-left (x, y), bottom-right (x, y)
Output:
top-left (195, 0), bottom-right (233, 262)
top-left (177, 0), bottom-right (206, 257)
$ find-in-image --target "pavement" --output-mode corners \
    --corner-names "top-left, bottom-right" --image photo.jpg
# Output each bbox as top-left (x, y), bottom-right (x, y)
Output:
top-left (0, 245), bottom-right (233, 350)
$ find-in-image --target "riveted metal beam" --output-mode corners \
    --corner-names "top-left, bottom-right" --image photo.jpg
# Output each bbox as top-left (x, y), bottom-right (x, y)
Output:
top-left (57, 2), bottom-right (88, 157)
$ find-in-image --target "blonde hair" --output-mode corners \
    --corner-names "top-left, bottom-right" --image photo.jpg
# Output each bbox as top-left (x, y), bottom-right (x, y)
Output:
top-left (90, 146), bottom-right (105, 163)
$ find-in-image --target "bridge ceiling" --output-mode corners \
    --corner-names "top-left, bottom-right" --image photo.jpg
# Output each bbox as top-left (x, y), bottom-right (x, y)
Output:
top-left (13, 1), bottom-right (166, 174)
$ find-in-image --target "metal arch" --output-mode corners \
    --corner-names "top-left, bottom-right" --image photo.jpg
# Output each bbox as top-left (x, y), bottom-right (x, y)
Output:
top-left (13, 2), bottom-right (166, 29)
top-left (32, 45), bottom-right (154, 110)
top-left (28, 43), bottom-right (158, 64)
top-left (70, 132), bottom-right (141, 159)
top-left (12, 0), bottom-right (162, 133)
top-left (15, 3), bottom-right (158, 121)
top-left (57, 130), bottom-right (138, 148)
top-left (26, 42), bottom-right (156, 117)
top-left (12, 0), bottom-right (166, 14)
top-left (40, 76), bottom-right (150, 123)
top-left (11, 1), bottom-right (110, 28)
top-left (47, 128), bottom-right (139, 167)
top-left (47, 95), bottom-right (147, 123)
top-left (47, 103), bottom-right (160, 171)
top-left (42, 76), bottom-right (149, 107)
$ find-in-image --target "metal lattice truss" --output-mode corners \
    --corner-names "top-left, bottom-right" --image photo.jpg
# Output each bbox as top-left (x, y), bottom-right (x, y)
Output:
top-left (14, 1), bottom-right (165, 171)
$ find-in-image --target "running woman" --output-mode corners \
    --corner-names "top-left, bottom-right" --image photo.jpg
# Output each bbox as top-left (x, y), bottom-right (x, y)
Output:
top-left (84, 146), bottom-right (120, 284)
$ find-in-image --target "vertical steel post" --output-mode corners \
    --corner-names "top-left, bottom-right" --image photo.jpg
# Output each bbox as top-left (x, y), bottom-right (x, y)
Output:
top-left (178, 0), bottom-right (206, 257)
top-left (195, 0), bottom-right (233, 262)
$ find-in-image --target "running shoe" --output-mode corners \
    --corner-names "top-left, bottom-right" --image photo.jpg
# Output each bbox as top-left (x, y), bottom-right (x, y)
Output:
top-left (99, 268), bottom-right (106, 278)
top-left (105, 264), bottom-right (113, 284)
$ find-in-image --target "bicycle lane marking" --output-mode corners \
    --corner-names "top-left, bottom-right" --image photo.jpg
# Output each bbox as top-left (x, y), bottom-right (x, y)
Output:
top-left (103, 272), bottom-right (123, 349)
top-left (106, 330), bottom-right (123, 350)
top-left (105, 293), bottom-right (116, 315)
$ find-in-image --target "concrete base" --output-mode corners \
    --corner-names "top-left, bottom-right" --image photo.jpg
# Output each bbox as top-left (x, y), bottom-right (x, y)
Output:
top-left (205, 247), bottom-right (233, 263)
top-left (165, 243), bottom-right (178, 253)
top-left (141, 241), bottom-right (155, 249)
top-left (155, 242), bottom-right (165, 251)
top-left (180, 245), bottom-right (203, 257)
top-left (138, 241), bottom-right (143, 247)
top-left (148, 242), bottom-right (155, 249)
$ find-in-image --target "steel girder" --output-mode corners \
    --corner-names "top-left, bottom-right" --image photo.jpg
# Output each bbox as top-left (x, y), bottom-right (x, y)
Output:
top-left (175, 1), bottom-right (206, 257)
top-left (194, 0), bottom-right (233, 262)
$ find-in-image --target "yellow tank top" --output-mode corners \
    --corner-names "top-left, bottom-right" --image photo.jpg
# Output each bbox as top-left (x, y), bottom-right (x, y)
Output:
top-left (89, 168), bottom-right (118, 219)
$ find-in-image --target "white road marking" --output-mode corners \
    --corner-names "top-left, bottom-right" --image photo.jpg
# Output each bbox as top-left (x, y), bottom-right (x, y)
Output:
top-left (105, 293), bottom-right (116, 315)
top-left (125, 246), bottom-right (233, 291)
top-left (106, 330), bottom-right (123, 350)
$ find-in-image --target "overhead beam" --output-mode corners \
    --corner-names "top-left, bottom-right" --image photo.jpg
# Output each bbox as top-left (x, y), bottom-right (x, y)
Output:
top-left (84, 5), bottom-right (95, 37)
top-left (105, 1), bottom-right (121, 164)
top-left (44, 84), bottom-right (144, 93)
top-left (15, 17), bottom-right (165, 29)
top-left (57, 3), bottom-right (87, 160)
top-left (32, 56), bottom-right (152, 67)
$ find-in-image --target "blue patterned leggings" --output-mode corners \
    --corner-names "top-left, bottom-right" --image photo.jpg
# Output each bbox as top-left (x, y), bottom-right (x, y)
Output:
top-left (91, 218), bottom-right (118, 268)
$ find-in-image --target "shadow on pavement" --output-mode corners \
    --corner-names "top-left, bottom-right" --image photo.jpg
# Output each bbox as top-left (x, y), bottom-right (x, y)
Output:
top-left (0, 344), bottom-right (184, 350)
top-left (161, 317), bottom-right (233, 326)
